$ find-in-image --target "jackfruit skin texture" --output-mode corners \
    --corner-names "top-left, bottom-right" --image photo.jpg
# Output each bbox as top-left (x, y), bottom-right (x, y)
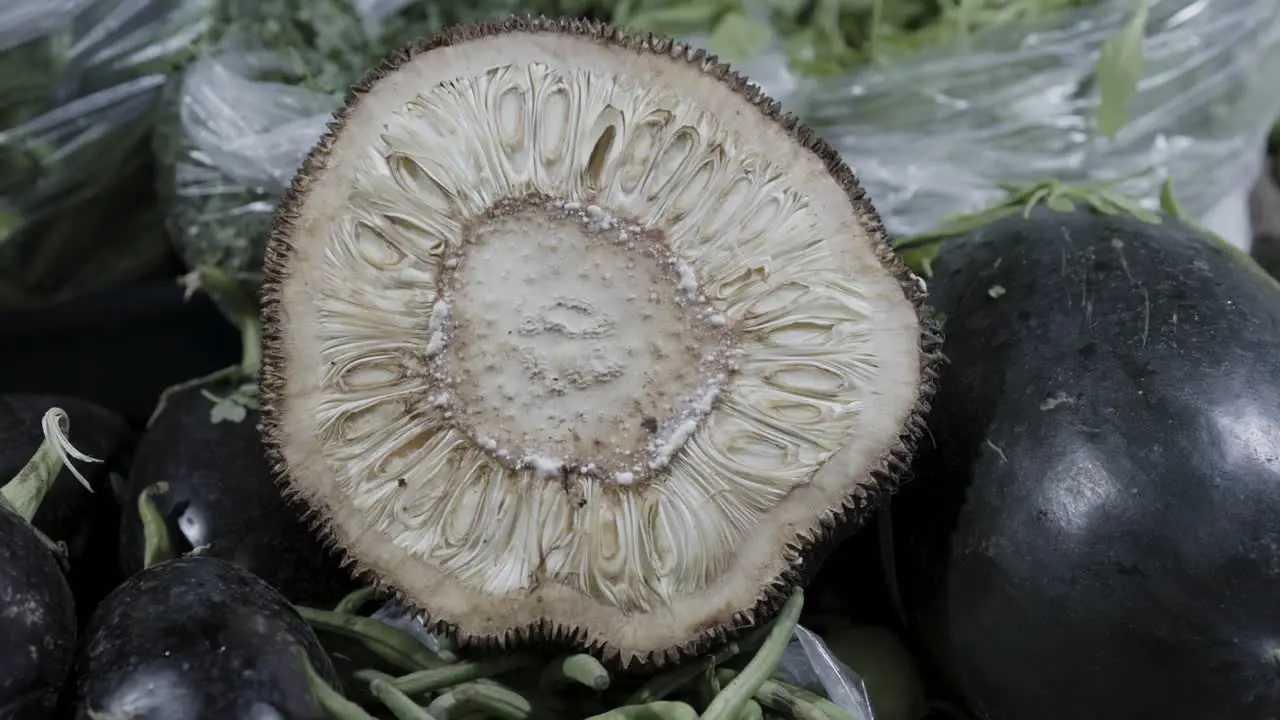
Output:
top-left (257, 15), bottom-right (942, 669)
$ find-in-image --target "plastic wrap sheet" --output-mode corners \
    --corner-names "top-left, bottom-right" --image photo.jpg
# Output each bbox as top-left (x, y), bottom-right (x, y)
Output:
top-left (772, 0), bottom-right (1280, 237)
top-left (155, 0), bottom-right (580, 286)
top-left (0, 0), bottom-right (216, 308)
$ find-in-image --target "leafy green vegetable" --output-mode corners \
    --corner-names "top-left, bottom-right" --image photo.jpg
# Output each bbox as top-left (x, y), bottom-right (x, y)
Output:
top-left (1096, 0), bottom-right (1149, 139)
top-left (0, 0), bottom-right (217, 309)
top-left (892, 172), bottom-right (1165, 276)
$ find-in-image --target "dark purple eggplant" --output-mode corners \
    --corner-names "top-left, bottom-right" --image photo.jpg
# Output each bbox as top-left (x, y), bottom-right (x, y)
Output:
top-left (0, 505), bottom-right (77, 720)
top-left (117, 266), bottom-right (355, 605)
top-left (74, 555), bottom-right (340, 720)
top-left (117, 381), bottom-right (357, 605)
top-left (888, 203), bottom-right (1280, 720)
top-left (0, 394), bottom-right (134, 622)
top-left (0, 406), bottom-right (100, 719)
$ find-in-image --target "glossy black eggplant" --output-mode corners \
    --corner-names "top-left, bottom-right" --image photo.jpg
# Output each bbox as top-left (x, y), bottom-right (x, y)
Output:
top-left (0, 394), bottom-right (134, 622)
top-left (74, 555), bottom-right (340, 720)
top-left (887, 205), bottom-right (1280, 720)
top-left (118, 383), bottom-right (356, 605)
top-left (0, 504), bottom-right (78, 720)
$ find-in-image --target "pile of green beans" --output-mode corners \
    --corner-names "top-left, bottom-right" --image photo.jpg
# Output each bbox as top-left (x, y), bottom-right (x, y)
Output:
top-left (295, 588), bottom-right (861, 720)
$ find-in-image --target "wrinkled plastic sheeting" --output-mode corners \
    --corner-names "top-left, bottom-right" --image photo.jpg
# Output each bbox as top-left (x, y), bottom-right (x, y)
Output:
top-left (701, 0), bottom-right (1280, 238)
top-left (373, 602), bottom-right (877, 718)
top-left (776, 625), bottom-right (877, 719)
top-left (175, 49), bottom-right (340, 193)
top-left (1, 0), bottom-right (215, 201)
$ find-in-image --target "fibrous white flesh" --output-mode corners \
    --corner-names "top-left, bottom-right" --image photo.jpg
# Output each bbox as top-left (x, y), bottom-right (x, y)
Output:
top-left (272, 33), bottom-right (923, 662)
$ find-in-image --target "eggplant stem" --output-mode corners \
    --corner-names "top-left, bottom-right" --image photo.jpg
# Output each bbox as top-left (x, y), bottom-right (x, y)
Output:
top-left (138, 483), bottom-right (176, 569)
top-left (1, 407), bottom-right (100, 522)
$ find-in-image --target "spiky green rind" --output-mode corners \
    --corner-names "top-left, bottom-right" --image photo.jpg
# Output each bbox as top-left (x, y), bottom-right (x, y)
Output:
top-left (258, 14), bottom-right (942, 672)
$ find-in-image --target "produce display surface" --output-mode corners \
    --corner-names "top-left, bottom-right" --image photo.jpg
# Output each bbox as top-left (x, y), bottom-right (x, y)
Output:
top-left (2, 3), bottom-right (1280, 720)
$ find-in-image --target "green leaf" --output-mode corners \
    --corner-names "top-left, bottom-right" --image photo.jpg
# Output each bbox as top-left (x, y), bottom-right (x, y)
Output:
top-left (708, 11), bottom-right (774, 62)
top-left (1096, 0), bottom-right (1149, 139)
top-left (1046, 195), bottom-right (1076, 213)
top-left (210, 398), bottom-right (248, 424)
top-left (1158, 177), bottom-right (1185, 218)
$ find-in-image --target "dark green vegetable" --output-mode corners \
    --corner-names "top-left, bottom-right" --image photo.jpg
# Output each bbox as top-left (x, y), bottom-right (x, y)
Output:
top-left (0, 394), bottom-right (134, 622)
top-left (0, 406), bottom-right (97, 719)
top-left (117, 380), bottom-right (357, 605)
top-left (888, 201), bottom-right (1280, 719)
top-left (74, 555), bottom-right (341, 719)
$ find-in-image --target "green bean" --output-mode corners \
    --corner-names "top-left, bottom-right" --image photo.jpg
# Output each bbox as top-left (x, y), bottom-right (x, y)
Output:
top-left (737, 700), bottom-right (764, 720)
top-left (357, 669), bottom-right (440, 720)
top-left (333, 586), bottom-right (377, 614)
top-left (296, 605), bottom-right (445, 671)
top-left (378, 655), bottom-right (539, 696)
top-left (540, 653), bottom-right (611, 692)
top-left (713, 671), bottom-right (856, 720)
top-left (425, 681), bottom-right (533, 720)
top-left (625, 643), bottom-right (742, 705)
top-left (296, 648), bottom-right (377, 720)
top-left (701, 589), bottom-right (804, 720)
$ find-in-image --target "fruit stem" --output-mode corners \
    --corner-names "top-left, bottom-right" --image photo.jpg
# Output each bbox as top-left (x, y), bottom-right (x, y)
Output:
top-left (181, 265), bottom-right (262, 378)
top-left (138, 483), bottom-right (176, 569)
top-left (0, 407), bottom-right (100, 523)
top-left (700, 589), bottom-right (804, 720)
top-left (297, 647), bottom-right (378, 720)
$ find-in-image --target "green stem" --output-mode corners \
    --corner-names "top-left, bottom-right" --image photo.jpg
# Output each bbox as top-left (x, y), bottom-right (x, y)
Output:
top-left (139, 483), bottom-right (176, 569)
top-left (187, 265), bottom-right (262, 378)
top-left (297, 648), bottom-right (376, 720)
top-left (296, 605), bottom-right (446, 672)
top-left (333, 586), bottom-right (377, 614)
top-left (0, 407), bottom-right (99, 522)
top-left (147, 364), bottom-right (241, 428)
top-left (701, 589), bottom-right (805, 720)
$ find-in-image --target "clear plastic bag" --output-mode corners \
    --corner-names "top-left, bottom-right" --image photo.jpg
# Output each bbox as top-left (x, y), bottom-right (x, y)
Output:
top-left (0, 0), bottom-right (215, 308)
top-left (763, 0), bottom-right (1280, 239)
top-left (156, 0), bottom-right (572, 285)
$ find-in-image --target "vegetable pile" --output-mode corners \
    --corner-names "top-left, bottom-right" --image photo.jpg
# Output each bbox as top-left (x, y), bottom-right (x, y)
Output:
top-left (3, 6), bottom-right (1280, 720)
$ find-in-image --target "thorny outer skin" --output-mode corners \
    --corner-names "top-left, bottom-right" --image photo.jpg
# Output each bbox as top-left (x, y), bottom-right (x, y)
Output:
top-left (0, 505), bottom-right (77, 720)
top-left (891, 205), bottom-right (1280, 720)
top-left (258, 16), bottom-right (942, 670)
top-left (118, 383), bottom-right (357, 606)
top-left (74, 556), bottom-right (340, 720)
top-left (0, 394), bottom-right (135, 624)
